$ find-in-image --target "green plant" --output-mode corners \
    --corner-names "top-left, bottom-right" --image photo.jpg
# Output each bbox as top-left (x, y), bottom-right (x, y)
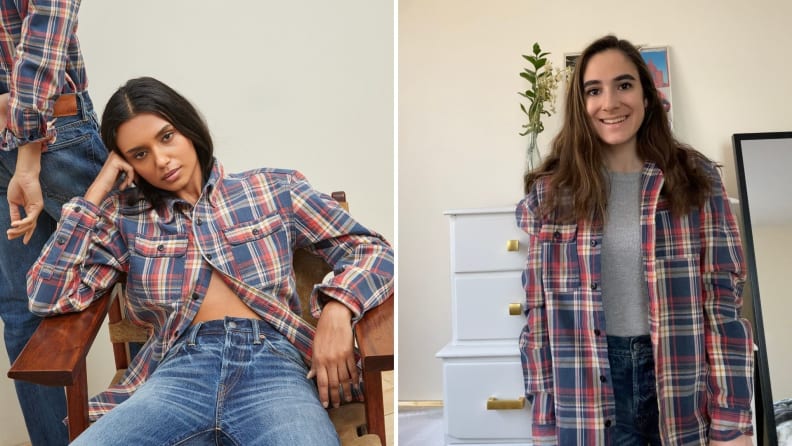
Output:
top-left (518, 42), bottom-right (568, 170)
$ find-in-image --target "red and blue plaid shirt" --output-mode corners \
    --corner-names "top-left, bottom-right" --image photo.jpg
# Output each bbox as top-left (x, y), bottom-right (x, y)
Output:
top-left (28, 160), bottom-right (394, 421)
top-left (516, 161), bottom-right (753, 445)
top-left (1, 0), bottom-right (88, 149)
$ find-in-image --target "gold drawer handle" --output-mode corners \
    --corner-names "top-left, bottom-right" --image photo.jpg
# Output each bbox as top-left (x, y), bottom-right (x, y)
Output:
top-left (486, 396), bottom-right (526, 410)
top-left (506, 239), bottom-right (519, 252)
top-left (508, 303), bottom-right (522, 316)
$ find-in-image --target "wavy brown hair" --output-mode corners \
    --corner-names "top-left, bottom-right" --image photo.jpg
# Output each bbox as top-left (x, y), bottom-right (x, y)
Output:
top-left (523, 35), bottom-right (713, 222)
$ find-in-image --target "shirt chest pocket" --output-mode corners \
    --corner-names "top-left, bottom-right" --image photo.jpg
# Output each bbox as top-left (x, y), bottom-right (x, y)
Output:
top-left (540, 223), bottom-right (581, 291)
top-left (223, 213), bottom-right (290, 286)
top-left (654, 206), bottom-right (700, 260)
top-left (129, 235), bottom-right (188, 303)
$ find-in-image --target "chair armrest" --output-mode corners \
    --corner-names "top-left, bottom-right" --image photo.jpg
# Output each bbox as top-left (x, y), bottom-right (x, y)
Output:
top-left (7, 297), bottom-right (111, 386)
top-left (354, 294), bottom-right (393, 372)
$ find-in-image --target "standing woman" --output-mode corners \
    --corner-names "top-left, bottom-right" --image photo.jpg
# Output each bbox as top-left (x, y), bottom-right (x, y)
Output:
top-left (516, 35), bottom-right (753, 445)
top-left (27, 77), bottom-right (393, 445)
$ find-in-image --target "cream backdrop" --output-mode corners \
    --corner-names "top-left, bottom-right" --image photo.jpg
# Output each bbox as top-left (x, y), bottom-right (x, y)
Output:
top-left (0, 1), bottom-right (393, 444)
top-left (399, 0), bottom-right (792, 403)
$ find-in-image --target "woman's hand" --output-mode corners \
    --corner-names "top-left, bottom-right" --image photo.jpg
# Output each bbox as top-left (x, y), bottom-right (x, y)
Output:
top-left (84, 151), bottom-right (136, 206)
top-left (307, 300), bottom-right (357, 408)
top-left (710, 434), bottom-right (753, 445)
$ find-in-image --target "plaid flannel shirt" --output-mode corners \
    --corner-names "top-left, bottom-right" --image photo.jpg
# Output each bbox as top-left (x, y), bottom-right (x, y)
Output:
top-left (516, 161), bottom-right (753, 445)
top-left (28, 160), bottom-right (394, 421)
top-left (1, 0), bottom-right (88, 149)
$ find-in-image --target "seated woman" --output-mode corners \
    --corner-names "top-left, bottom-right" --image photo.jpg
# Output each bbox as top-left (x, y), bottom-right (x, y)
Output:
top-left (25, 76), bottom-right (394, 445)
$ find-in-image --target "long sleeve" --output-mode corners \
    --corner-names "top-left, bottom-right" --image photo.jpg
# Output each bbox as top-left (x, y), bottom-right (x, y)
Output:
top-left (27, 196), bottom-right (126, 315)
top-left (699, 167), bottom-right (754, 441)
top-left (2, 0), bottom-right (83, 149)
top-left (287, 171), bottom-right (394, 321)
top-left (516, 191), bottom-right (557, 444)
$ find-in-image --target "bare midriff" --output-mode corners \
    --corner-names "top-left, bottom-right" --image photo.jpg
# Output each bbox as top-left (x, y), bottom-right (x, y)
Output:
top-left (191, 270), bottom-right (263, 324)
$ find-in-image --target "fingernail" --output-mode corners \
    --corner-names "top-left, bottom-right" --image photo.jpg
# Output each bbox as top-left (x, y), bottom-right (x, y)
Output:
top-left (322, 401), bottom-right (328, 408)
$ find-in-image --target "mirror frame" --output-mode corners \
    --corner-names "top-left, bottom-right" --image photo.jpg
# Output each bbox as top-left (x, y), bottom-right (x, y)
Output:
top-left (732, 131), bottom-right (792, 446)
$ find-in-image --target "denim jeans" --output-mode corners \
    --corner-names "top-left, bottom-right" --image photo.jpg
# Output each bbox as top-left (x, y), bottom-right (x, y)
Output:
top-left (607, 335), bottom-right (662, 446)
top-left (0, 90), bottom-right (106, 446)
top-left (72, 317), bottom-right (340, 446)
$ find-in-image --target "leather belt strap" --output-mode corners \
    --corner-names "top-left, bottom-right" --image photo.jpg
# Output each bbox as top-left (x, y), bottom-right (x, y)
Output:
top-left (53, 93), bottom-right (78, 117)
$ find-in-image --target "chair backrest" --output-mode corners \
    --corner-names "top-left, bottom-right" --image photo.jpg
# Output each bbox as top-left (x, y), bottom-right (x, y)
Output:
top-left (107, 191), bottom-right (349, 379)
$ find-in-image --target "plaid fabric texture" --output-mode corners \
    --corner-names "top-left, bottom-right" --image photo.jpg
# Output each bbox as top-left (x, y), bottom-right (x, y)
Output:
top-left (28, 160), bottom-right (394, 420)
top-left (516, 161), bottom-right (753, 445)
top-left (1, 0), bottom-right (88, 149)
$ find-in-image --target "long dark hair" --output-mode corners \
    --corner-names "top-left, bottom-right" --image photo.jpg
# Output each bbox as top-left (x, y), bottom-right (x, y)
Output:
top-left (524, 35), bottom-right (712, 221)
top-left (101, 77), bottom-right (214, 209)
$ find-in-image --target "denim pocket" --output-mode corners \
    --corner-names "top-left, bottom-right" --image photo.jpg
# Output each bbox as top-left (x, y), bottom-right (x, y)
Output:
top-left (263, 333), bottom-right (308, 370)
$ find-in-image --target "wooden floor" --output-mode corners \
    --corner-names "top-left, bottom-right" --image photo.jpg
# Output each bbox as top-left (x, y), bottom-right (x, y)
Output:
top-left (382, 370), bottom-right (394, 446)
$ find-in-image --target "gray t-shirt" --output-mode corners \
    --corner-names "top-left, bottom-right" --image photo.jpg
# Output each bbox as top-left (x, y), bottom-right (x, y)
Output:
top-left (601, 171), bottom-right (649, 336)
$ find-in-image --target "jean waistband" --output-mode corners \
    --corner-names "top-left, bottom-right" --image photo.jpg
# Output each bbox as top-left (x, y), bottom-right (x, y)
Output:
top-left (183, 317), bottom-right (276, 346)
top-left (606, 334), bottom-right (652, 355)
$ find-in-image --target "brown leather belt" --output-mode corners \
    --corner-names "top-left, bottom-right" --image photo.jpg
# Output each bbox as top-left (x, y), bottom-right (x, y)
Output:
top-left (53, 93), bottom-right (78, 117)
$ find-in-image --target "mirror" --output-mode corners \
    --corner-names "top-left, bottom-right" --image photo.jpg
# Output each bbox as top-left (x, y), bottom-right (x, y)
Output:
top-left (733, 132), bottom-right (792, 446)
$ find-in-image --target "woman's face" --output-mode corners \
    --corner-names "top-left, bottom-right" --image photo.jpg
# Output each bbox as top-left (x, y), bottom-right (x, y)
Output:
top-left (115, 112), bottom-right (203, 204)
top-left (582, 49), bottom-right (646, 154)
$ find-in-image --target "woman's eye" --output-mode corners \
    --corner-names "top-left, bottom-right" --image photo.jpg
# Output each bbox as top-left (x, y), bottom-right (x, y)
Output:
top-left (585, 88), bottom-right (600, 96)
top-left (133, 151), bottom-right (147, 160)
top-left (618, 82), bottom-right (633, 90)
top-left (162, 131), bottom-right (174, 143)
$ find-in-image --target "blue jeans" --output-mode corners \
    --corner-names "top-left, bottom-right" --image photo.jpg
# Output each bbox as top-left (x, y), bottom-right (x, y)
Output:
top-left (72, 317), bottom-right (340, 446)
top-left (607, 335), bottom-right (662, 446)
top-left (0, 90), bottom-right (106, 446)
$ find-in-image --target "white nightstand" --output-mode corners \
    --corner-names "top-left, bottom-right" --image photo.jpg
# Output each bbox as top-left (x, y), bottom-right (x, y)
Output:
top-left (436, 207), bottom-right (533, 445)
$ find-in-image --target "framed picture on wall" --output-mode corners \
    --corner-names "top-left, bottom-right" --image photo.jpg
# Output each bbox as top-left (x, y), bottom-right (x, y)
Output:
top-left (565, 46), bottom-right (673, 129)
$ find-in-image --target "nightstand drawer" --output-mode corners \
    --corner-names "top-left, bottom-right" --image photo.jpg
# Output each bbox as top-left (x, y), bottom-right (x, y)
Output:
top-left (454, 273), bottom-right (525, 342)
top-left (444, 360), bottom-right (532, 441)
top-left (450, 211), bottom-right (528, 273)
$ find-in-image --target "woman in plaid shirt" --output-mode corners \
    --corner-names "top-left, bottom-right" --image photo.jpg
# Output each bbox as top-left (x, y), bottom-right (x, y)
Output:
top-left (28, 77), bottom-right (394, 445)
top-left (516, 35), bottom-right (753, 445)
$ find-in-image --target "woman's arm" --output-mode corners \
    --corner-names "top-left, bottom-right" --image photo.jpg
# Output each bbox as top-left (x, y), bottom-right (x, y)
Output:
top-left (516, 191), bottom-right (557, 445)
top-left (286, 171), bottom-right (394, 409)
top-left (699, 166), bottom-right (754, 441)
top-left (27, 154), bottom-right (132, 316)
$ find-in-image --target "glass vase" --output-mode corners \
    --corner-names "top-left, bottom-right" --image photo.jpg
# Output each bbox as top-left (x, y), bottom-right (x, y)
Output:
top-left (525, 131), bottom-right (541, 172)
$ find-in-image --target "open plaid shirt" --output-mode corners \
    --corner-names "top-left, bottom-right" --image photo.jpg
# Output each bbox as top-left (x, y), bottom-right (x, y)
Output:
top-left (516, 161), bottom-right (753, 445)
top-left (28, 160), bottom-right (394, 421)
top-left (1, 0), bottom-right (88, 149)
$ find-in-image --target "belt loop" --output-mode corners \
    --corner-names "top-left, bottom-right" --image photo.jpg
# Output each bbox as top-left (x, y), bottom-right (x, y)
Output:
top-left (252, 319), bottom-right (262, 344)
top-left (188, 323), bottom-right (202, 346)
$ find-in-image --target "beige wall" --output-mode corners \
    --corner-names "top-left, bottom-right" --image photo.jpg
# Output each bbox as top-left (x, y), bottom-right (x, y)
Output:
top-left (0, 1), bottom-right (393, 444)
top-left (399, 0), bottom-right (792, 401)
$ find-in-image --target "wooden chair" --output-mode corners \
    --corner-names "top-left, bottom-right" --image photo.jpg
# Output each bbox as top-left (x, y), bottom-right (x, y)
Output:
top-left (8, 192), bottom-right (393, 446)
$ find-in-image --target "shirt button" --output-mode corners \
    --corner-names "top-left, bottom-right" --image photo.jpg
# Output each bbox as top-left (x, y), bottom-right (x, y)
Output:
top-left (590, 240), bottom-right (597, 247)
top-left (206, 253), bottom-right (213, 260)
top-left (74, 206), bottom-right (82, 213)
top-left (599, 375), bottom-right (607, 383)
top-left (252, 228), bottom-right (260, 235)
top-left (191, 293), bottom-right (200, 300)
top-left (553, 231), bottom-right (561, 239)
top-left (196, 218), bottom-right (203, 226)
top-left (591, 282), bottom-right (598, 290)
top-left (605, 420), bottom-right (612, 428)
top-left (594, 329), bottom-right (601, 336)
top-left (157, 244), bottom-right (165, 251)
top-left (56, 236), bottom-right (67, 245)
